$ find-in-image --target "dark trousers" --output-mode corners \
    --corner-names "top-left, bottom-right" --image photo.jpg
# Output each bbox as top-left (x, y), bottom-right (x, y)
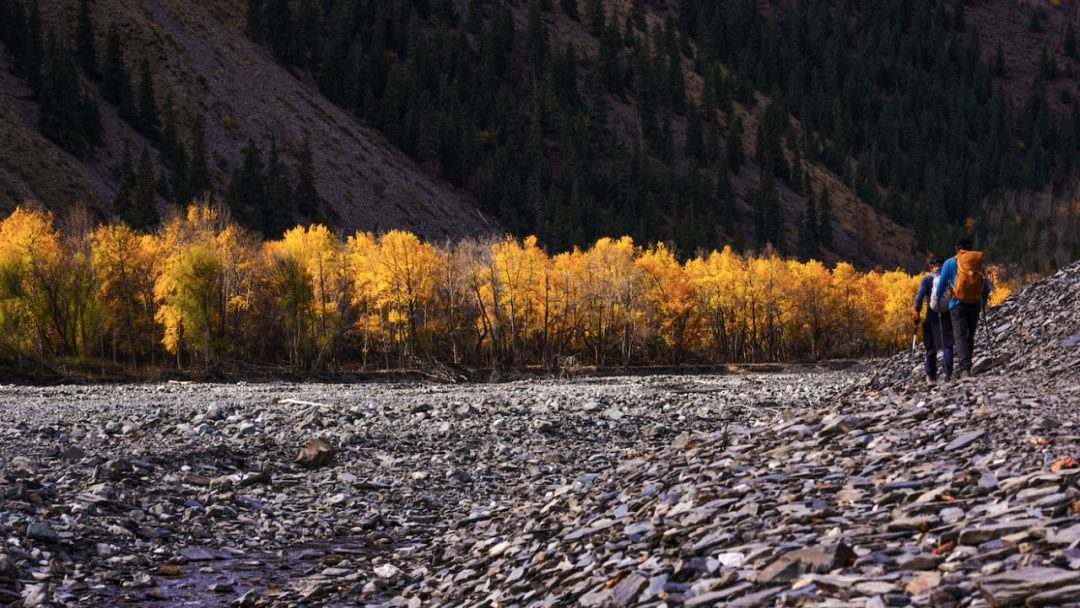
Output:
top-left (923, 312), bottom-right (954, 379)
top-left (950, 302), bottom-right (981, 373)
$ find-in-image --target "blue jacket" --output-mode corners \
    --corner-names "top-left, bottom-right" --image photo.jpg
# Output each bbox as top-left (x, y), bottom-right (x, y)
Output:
top-left (934, 256), bottom-right (992, 310)
top-left (914, 272), bottom-right (936, 314)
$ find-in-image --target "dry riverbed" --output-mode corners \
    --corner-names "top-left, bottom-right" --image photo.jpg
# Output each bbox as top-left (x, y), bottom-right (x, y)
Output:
top-left (1, 370), bottom-right (855, 607)
top-left (3, 356), bottom-right (1080, 607)
top-left (4, 258), bottom-right (1080, 608)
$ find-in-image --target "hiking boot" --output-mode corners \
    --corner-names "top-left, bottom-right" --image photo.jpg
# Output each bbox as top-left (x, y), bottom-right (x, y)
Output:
top-left (926, 376), bottom-right (937, 386)
top-left (955, 369), bottom-right (970, 380)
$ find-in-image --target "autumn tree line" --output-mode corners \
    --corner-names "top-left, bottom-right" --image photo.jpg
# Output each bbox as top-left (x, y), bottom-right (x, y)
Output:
top-left (0, 204), bottom-right (1016, 374)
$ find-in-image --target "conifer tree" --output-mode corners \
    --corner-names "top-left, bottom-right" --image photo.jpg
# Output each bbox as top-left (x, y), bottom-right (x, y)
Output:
top-left (169, 143), bottom-right (189, 204)
top-left (559, 0), bottom-right (578, 21)
top-left (631, 0), bottom-right (647, 31)
top-left (294, 131), bottom-right (321, 219)
top-left (131, 148), bottom-right (160, 230)
top-left (685, 103), bottom-right (703, 160)
top-left (227, 139), bottom-right (265, 226)
top-left (818, 186), bottom-right (834, 249)
top-left (137, 58), bottom-right (160, 141)
top-left (246, 0), bottom-right (265, 42)
top-left (294, 0), bottom-right (321, 70)
top-left (797, 193), bottom-right (819, 259)
top-left (261, 134), bottom-right (292, 237)
top-left (726, 115), bottom-right (745, 172)
top-left (102, 24), bottom-right (126, 104)
top-left (188, 114), bottom-right (211, 199)
top-left (525, 0), bottom-right (548, 68)
top-left (1067, 21), bottom-right (1078, 61)
top-left (39, 33), bottom-right (88, 156)
top-left (715, 155), bottom-right (735, 234)
top-left (995, 41), bottom-right (1006, 76)
top-left (264, 0), bottom-right (294, 64)
top-left (585, 0), bottom-right (605, 37)
top-left (160, 95), bottom-right (178, 164)
top-left (80, 88), bottom-right (103, 147)
top-left (2, 1), bottom-right (28, 76)
top-left (704, 119), bottom-right (720, 162)
top-left (75, 0), bottom-right (98, 78)
top-left (753, 171), bottom-right (784, 251)
top-left (112, 144), bottom-right (136, 221)
top-left (26, 0), bottom-right (44, 95)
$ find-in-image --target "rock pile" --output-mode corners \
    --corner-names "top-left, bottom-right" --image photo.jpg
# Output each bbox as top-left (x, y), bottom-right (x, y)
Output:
top-left (1, 259), bottom-right (1079, 606)
top-left (869, 259), bottom-right (1080, 390)
top-left (0, 372), bottom-right (843, 606)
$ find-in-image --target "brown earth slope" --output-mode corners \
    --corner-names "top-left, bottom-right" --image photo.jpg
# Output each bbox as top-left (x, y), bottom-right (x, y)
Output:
top-left (0, 0), bottom-right (495, 240)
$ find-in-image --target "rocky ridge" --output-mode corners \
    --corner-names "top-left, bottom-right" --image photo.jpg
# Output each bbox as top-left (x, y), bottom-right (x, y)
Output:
top-left (1, 260), bottom-right (1080, 607)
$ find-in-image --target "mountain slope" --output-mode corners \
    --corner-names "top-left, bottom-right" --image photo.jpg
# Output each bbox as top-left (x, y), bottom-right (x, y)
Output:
top-left (0, 0), bottom-right (494, 240)
top-left (2, 0), bottom-right (1078, 272)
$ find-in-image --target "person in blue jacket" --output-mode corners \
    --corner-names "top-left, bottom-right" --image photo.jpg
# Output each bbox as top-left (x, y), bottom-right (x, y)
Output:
top-left (914, 256), bottom-right (953, 383)
top-left (933, 237), bottom-right (992, 379)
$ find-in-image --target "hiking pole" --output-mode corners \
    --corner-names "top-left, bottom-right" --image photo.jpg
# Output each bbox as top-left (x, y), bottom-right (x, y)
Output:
top-left (981, 306), bottom-right (995, 360)
top-left (911, 320), bottom-right (919, 368)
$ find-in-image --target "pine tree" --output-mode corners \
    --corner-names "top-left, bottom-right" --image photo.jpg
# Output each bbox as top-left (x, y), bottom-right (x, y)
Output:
top-left (294, 131), bottom-right (321, 219)
top-left (264, 0), bottom-right (294, 64)
top-left (994, 41), bottom-right (1006, 77)
top-left (25, 0), bottom-right (44, 95)
top-left (102, 23), bottom-right (125, 104)
top-left (169, 143), bottom-right (189, 204)
top-left (137, 58), bottom-right (160, 141)
top-left (753, 171), bottom-right (784, 251)
top-left (1067, 21), bottom-right (1078, 61)
top-left (188, 114), bottom-right (211, 199)
top-left (75, 0), bottom-right (98, 78)
top-left (227, 139), bottom-right (265, 226)
top-left (585, 0), bottom-right (605, 37)
top-left (294, 0), bottom-right (320, 70)
top-left (818, 186), bottom-right (834, 249)
top-left (3, 1), bottom-right (28, 76)
top-left (631, 0), bottom-right (646, 31)
top-left (586, 65), bottom-right (609, 148)
top-left (160, 95), bottom-right (178, 164)
top-left (112, 145), bottom-right (136, 221)
top-left (559, 0), bottom-right (578, 21)
top-left (685, 103), bottom-right (703, 160)
top-left (246, 0), bottom-right (265, 42)
top-left (716, 154), bottom-right (735, 234)
top-left (79, 88), bottom-right (103, 147)
top-left (726, 115), bottom-right (745, 172)
top-left (525, 0), bottom-right (548, 68)
top-left (797, 193), bottom-right (819, 259)
top-left (39, 32), bottom-right (89, 156)
top-left (131, 148), bottom-right (160, 230)
top-left (261, 134), bottom-right (292, 237)
top-left (665, 28), bottom-right (685, 112)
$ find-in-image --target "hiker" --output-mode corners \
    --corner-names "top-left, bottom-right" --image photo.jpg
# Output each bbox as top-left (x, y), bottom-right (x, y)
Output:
top-left (914, 256), bottom-right (954, 383)
top-left (933, 237), bottom-right (992, 379)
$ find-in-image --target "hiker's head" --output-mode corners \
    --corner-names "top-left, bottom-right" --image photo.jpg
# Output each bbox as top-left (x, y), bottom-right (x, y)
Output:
top-left (955, 237), bottom-right (974, 252)
top-left (929, 256), bottom-right (944, 271)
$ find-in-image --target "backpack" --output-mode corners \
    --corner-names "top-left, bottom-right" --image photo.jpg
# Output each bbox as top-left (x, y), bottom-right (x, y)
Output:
top-left (928, 272), bottom-right (950, 314)
top-left (953, 250), bottom-right (985, 305)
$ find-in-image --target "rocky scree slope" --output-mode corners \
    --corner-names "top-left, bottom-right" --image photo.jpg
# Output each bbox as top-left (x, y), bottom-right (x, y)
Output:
top-left (0, 372), bottom-right (849, 606)
top-left (1, 261), bottom-right (1080, 606)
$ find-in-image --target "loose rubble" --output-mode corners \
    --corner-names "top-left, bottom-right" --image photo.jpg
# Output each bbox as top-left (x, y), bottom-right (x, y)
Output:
top-left (1, 260), bottom-right (1079, 607)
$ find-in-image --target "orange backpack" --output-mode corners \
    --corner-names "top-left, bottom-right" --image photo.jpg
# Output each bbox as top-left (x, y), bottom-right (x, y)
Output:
top-left (952, 250), bottom-right (985, 304)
